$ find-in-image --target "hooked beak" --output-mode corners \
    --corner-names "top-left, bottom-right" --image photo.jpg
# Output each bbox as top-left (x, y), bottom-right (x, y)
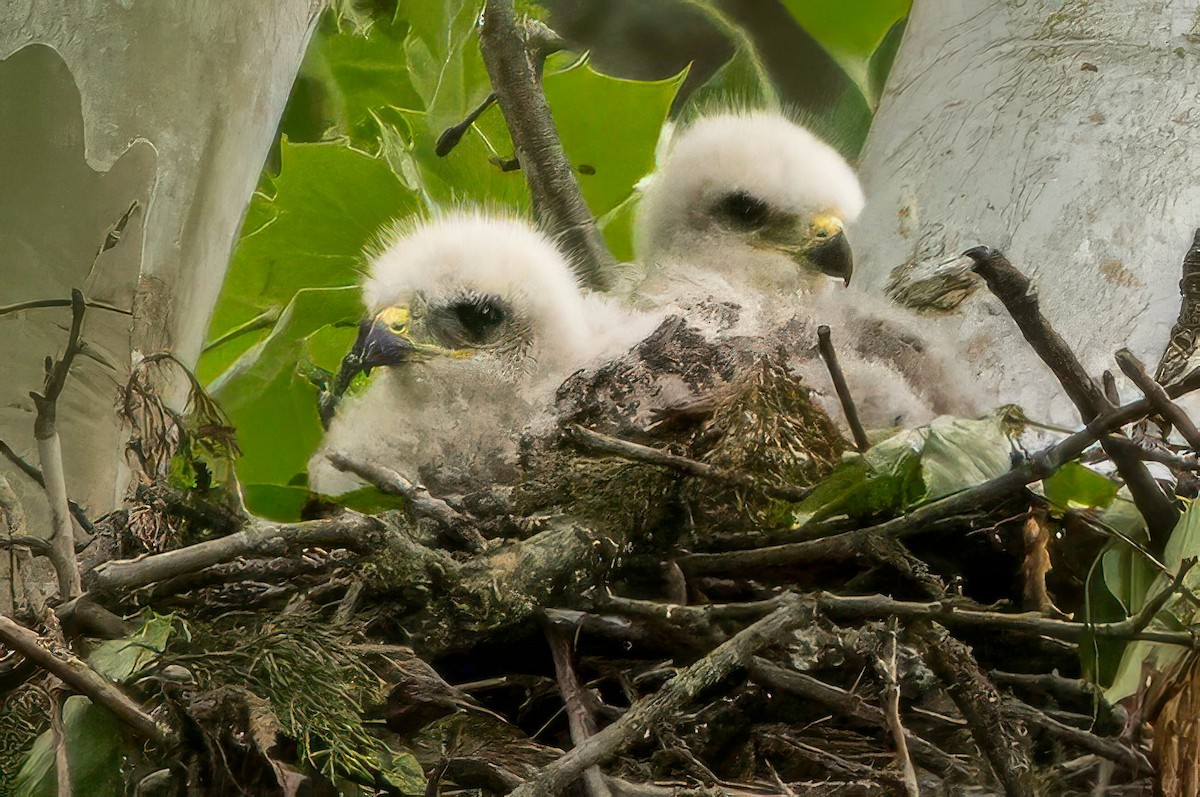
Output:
top-left (808, 230), bottom-right (854, 286)
top-left (350, 315), bottom-right (416, 372)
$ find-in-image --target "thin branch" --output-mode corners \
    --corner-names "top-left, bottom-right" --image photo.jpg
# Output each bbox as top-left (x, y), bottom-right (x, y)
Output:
top-left (816, 326), bottom-right (870, 451)
top-left (876, 626), bottom-right (919, 796)
top-left (0, 613), bottom-right (175, 746)
top-left (963, 246), bottom-right (1179, 545)
top-left (478, 0), bottom-right (616, 291)
top-left (1002, 697), bottom-right (1150, 773)
top-left (1116, 347), bottom-right (1200, 450)
top-left (29, 289), bottom-right (87, 600)
top-left (544, 622), bottom-right (612, 797)
top-left (0, 440), bottom-right (93, 531)
top-left (327, 452), bottom-right (485, 552)
top-left (565, 424), bottom-right (811, 502)
top-left (89, 513), bottom-right (384, 593)
top-left (0, 297), bottom-right (132, 318)
top-left (507, 595), bottom-right (809, 797)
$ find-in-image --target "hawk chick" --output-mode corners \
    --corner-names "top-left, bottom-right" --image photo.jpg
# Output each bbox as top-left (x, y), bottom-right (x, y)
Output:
top-left (309, 210), bottom-right (652, 496)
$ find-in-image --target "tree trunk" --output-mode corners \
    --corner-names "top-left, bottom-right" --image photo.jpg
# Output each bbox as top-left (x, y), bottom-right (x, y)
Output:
top-left (0, 2), bottom-right (322, 605)
top-left (853, 0), bottom-right (1200, 425)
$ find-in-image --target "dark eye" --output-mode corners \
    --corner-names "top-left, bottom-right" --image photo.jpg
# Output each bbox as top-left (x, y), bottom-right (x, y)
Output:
top-left (451, 296), bottom-right (507, 340)
top-left (715, 191), bottom-right (771, 230)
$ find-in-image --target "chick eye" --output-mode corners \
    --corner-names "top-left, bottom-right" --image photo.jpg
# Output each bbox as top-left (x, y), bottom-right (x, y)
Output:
top-left (451, 296), bottom-right (507, 340)
top-left (715, 191), bottom-right (771, 230)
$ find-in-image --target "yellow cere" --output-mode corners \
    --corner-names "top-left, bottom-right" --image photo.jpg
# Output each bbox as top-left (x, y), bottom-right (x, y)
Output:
top-left (809, 213), bottom-right (844, 239)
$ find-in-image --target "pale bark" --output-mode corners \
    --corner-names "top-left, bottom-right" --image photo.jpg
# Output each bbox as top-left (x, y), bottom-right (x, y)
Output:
top-left (0, 3), bottom-right (322, 577)
top-left (854, 0), bottom-right (1200, 425)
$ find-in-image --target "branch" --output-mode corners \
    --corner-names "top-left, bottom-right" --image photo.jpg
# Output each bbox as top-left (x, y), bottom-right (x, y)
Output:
top-left (1116, 347), bottom-right (1200, 450)
top-left (89, 513), bottom-right (383, 593)
top-left (327, 452), bottom-right (485, 552)
top-left (1002, 697), bottom-right (1150, 773)
top-left (0, 614), bottom-right (175, 746)
top-left (816, 326), bottom-right (869, 451)
top-left (0, 297), bottom-right (131, 318)
top-left (565, 424), bottom-right (811, 502)
top-left (963, 246), bottom-right (1179, 546)
top-left (0, 440), bottom-right (93, 531)
top-left (875, 626), bottom-right (918, 797)
top-left (478, 0), bottom-right (616, 291)
top-left (507, 595), bottom-right (809, 797)
top-left (544, 622), bottom-right (612, 797)
top-left (29, 289), bottom-right (87, 600)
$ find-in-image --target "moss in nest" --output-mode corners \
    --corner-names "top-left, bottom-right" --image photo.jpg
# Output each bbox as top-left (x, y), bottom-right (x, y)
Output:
top-left (164, 610), bottom-right (385, 783)
top-left (689, 358), bottom-right (847, 529)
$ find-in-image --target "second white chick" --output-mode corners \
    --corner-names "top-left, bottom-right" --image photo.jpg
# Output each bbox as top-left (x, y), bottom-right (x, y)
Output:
top-left (309, 210), bottom-right (653, 496)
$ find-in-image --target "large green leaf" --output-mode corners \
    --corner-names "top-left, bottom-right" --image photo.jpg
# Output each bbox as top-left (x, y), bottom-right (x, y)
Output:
top-left (13, 697), bottom-right (126, 797)
top-left (920, 415), bottom-right (1013, 501)
top-left (1043, 461), bottom-right (1119, 511)
top-left (87, 613), bottom-right (175, 683)
top-left (781, 0), bottom-right (911, 85)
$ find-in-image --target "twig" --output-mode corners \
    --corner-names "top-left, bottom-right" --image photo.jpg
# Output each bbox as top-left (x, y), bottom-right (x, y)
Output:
top-left (565, 424), bottom-right (811, 502)
top-left (680, 369), bottom-right (1200, 576)
top-left (876, 625), bottom-right (919, 796)
top-left (815, 575), bottom-right (1197, 646)
top-left (914, 622), bottom-right (1033, 797)
top-left (0, 297), bottom-right (131, 318)
top-left (0, 613), bottom-right (175, 746)
top-left (963, 246), bottom-right (1179, 546)
top-left (816, 326), bottom-right (870, 451)
top-left (544, 622), bottom-right (612, 797)
top-left (1116, 348), bottom-right (1200, 450)
top-left (327, 452), bottom-right (485, 552)
top-left (507, 595), bottom-right (809, 797)
top-left (29, 289), bottom-right (87, 600)
top-left (1003, 697), bottom-right (1150, 773)
top-left (0, 440), bottom-right (92, 531)
top-left (1101, 435), bottom-right (1200, 471)
top-left (478, 0), bottom-right (616, 291)
top-left (89, 513), bottom-right (383, 593)
top-left (747, 658), bottom-right (969, 780)
top-left (436, 92), bottom-right (498, 156)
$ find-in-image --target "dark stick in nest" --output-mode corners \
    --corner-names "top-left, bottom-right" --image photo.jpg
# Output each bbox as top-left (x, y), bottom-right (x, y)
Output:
top-left (1116, 347), bottom-right (1200, 451)
top-left (815, 325), bottom-right (870, 451)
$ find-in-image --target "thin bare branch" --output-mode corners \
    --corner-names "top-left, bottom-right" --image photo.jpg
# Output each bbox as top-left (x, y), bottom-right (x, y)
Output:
top-left (816, 325), bottom-right (870, 451)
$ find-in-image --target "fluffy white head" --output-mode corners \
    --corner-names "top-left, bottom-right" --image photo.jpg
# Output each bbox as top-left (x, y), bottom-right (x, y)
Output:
top-left (634, 111), bottom-right (865, 297)
top-left (362, 209), bottom-right (593, 369)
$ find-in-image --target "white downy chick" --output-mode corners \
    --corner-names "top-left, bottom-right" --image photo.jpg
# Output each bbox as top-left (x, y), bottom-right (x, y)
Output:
top-left (309, 209), bottom-right (654, 496)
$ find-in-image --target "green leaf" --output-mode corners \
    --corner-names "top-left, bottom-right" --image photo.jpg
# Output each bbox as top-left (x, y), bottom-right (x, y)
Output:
top-left (792, 431), bottom-right (924, 525)
top-left (13, 697), bottom-right (127, 797)
top-left (209, 287), bottom-right (362, 499)
top-left (376, 745), bottom-right (426, 794)
top-left (919, 415), bottom-right (1013, 501)
top-left (1043, 462), bottom-right (1119, 511)
top-left (87, 613), bottom-right (175, 683)
top-left (781, 0), bottom-right (911, 75)
top-left (199, 139), bottom-right (418, 383)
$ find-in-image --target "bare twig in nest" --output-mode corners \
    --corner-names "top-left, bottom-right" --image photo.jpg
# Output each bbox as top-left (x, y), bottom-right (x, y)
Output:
top-left (0, 614), bottom-right (175, 746)
top-left (327, 452), bottom-right (485, 552)
top-left (963, 246), bottom-right (1178, 547)
top-left (816, 326), bottom-right (870, 452)
top-left (1116, 347), bottom-right (1200, 451)
top-left (747, 658), bottom-right (969, 781)
top-left (1003, 697), bottom-right (1150, 774)
top-left (478, 0), bottom-right (616, 291)
top-left (875, 624), bottom-right (919, 796)
top-left (565, 424), bottom-right (812, 502)
top-left (89, 514), bottom-right (384, 593)
top-left (544, 621), bottom-right (612, 797)
top-left (29, 289), bottom-right (87, 600)
top-left (913, 622), bottom-right (1033, 797)
top-left (507, 594), bottom-right (809, 797)
top-left (681, 369), bottom-right (1200, 576)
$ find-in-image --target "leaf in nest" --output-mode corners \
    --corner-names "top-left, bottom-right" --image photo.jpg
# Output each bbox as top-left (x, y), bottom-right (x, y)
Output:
top-left (12, 697), bottom-right (127, 797)
top-left (919, 414), bottom-right (1014, 501)
top-left (88, 612), bottom-right (176, 683)
top-left (1043, 461), bottom-right (1119, 511)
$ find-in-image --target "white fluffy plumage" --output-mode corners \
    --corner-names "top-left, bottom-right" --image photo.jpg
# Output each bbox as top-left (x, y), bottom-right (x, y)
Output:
top-left (309, 210), bottom-right (655, 495)
top-left (631, 110), bottom-right (976, 429)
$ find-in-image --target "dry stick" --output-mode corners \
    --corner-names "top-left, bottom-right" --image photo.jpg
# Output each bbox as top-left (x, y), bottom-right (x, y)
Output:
top-left (327, 452), bottom-right (485, 552)
top-left (0, 440), bottom-right (92, 532)
top-left (816, 325), bottom-right (870, 452)
top-left (1116, 347), bottom-right (1200, 451)
top-left (89, 513), bottom-right (382, 593)
top-left (544, 622), bottom-right (613, 797)
top-left (747, 658), bottom-right (969, 781)
top-left (478, 0), bottom-right (617, 291)
top-left (30, 289), bottom-right (87, 600)
top-left (565, 425), bottom-right (812, 502)
top-left (876, 626), bottom-right (919, 797)
top-left (913, 623), bottom-right (1033, 797)
top-left (681, 367), bottom-right (1200, 576)
top-left (1102, 434), bottom-right (1200, 472)
top-left (963, 247), bottom-right (1179, 546)
top-left (0, 614), bottom-right (175, 746)
top-left (0, 297), bottom-right (131, 318)
top-left (1002, 698), bottom-right (1150, 774)
top-left (507, 595), bottom-right (809, 797)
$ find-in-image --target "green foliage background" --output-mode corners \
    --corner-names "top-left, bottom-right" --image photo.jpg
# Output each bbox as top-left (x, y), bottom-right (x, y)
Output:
top-left (197, 0), bottom-right (912, 521)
